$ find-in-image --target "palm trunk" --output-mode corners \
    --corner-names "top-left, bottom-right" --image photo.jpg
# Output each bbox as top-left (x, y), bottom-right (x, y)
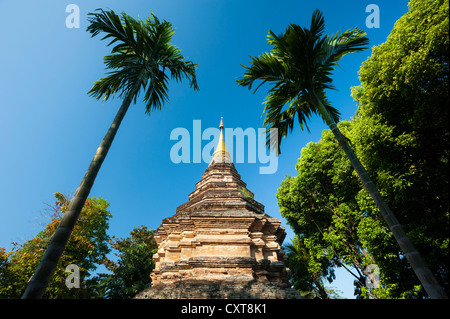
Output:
top-left (314, 96), bottom-right (447, 299)
top-left (22, 96), bottom-right (132, 299)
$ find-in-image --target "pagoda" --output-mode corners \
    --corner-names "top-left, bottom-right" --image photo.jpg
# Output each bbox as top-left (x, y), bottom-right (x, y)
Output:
top-left (136, 119), bottom-right (301, 299)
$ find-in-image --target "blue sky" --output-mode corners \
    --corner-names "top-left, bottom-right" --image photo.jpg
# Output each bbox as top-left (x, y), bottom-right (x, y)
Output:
top-left (0, 0), bottom-right (409, 298)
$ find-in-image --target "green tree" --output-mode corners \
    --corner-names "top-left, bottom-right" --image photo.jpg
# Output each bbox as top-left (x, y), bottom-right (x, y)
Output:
top-left (278, 124), bottom-right (423, 298)
top-left (102, 226), bottom-right (157, 299)
top-left (23, 9), bottom-right (198, 299)
top-left (351, 0), bottom-right (449, 295)
top-left (0, 248), bottom-right (17, 297)
top-left (1, 193), bottom-right (111, 298)
top-left (237, 9), bottom-right (446, 298)
top-left (284, 236), bottom-right (334, 299)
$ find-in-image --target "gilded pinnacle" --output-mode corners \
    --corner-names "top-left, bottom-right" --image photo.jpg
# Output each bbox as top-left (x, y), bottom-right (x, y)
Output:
top-left (211, 118), bottom-right (231, 163)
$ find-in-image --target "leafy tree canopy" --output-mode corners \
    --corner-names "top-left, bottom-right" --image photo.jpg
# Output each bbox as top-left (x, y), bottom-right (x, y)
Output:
top-left (278, 123), bottom-right (413, 298)
top-left (100, 225), bottom-right (158, 299)
top-left (351, 0), bottom-right (449, 293)
top-left (0, 193), bottom-right (112, 298)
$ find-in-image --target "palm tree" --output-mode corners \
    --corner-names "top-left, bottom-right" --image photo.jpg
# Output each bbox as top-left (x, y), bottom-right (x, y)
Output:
top-left (22, 9), bottom-right (198, 299)
top-left (237, 9), bottom-right (447, 299)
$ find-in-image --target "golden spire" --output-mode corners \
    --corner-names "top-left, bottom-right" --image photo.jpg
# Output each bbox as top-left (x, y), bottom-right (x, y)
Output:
top-left (211, 117), bottom-right (231, 163)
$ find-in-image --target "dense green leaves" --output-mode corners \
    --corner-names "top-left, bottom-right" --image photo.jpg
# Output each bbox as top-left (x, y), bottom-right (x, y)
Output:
top-left (285, 236), bottom-right (336, 299)
top-left (101, 226), bottom-right (157, 299)
top-left (281, 0), bottom-right (449, 298)
top-left (279, 124), bottom-right (419, 298)
top-left (351, 0), bottom-right (449, 295)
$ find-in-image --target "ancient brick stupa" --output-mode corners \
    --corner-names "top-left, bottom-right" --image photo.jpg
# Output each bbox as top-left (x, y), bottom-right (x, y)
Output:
top-left (135, 119), bottom-right (301, 299)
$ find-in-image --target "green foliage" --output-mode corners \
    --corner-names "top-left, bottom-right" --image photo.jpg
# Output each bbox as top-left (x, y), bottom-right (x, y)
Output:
top-left (239, 186), bottom-right (254, 199)
top-left (237, 9), bottom-right (368, 152)
top-left (86, 9), bottom-right (199, 112)
top-left (101, 225), bottom-right (158, 299)
top-left (0, 195), bottom-right (159, 299)
top-left (0, 193), bottom-right (112, 298)
top-left (284, 236), bottom-right (334, 299)
top-left (279, 0), bottom-right (449, 299)
top-left (0, 248), bottom-right (17, 297)
top-left (278, 123), bottom-right (403, 298)
top-left (351, 0), bottom-right (449, 294)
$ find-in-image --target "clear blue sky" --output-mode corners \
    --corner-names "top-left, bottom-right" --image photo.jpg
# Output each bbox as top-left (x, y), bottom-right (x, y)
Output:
top-left (0, 0), bottom-right (409, 298)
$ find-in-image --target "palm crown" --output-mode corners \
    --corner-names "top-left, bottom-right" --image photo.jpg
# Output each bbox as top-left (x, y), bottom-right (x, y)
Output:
top-left (87, 9), bottom-right (199, 113)
top-left (237, 9), bottom-right (368, 152)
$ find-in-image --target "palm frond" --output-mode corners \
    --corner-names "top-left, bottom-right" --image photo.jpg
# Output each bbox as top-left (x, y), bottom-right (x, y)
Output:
top-left (237, 52), bottom-right (289, 93)
top-left (87, 9), bottom-right (138, 53)
top-left (86, 9), bottom-right (198, 112)
top-left (315, 28), bottom-right (369, 85)
top-left (309, 9), bottom-right (325, 38)
top-left (237, 9), bottom-right (367, 152)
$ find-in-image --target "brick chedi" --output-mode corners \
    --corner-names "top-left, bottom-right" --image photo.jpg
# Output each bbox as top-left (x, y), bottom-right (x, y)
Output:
top-left (135, 119), bottom-right (301, 299)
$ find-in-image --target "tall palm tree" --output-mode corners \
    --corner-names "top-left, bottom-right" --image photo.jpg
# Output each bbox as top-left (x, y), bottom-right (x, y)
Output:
top-left (237, 9), bottom-right (447, 299)
top-left (22, 9), bottom-right (198, 299)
